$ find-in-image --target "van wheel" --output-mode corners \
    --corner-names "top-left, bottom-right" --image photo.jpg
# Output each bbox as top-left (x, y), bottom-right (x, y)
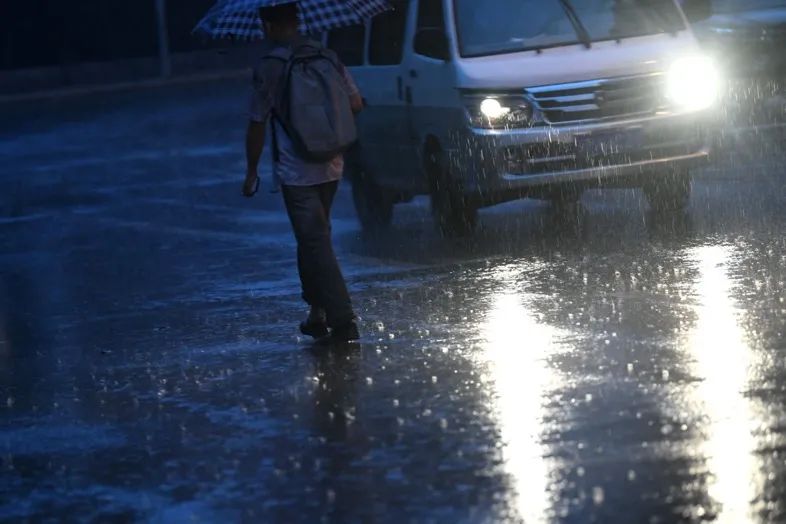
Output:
top-left (644, 170), bottom-right (692, 213)
top-left (433, 190), bottom-right (477, 238)
top-left (351, 170), bottom-right (393, 231)
top-left (426, 147), bottom-right (477, 237)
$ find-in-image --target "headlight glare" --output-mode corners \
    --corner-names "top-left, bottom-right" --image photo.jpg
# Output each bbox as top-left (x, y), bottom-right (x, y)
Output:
top-left (666, 55), bottom-right (720, 111)
top-left (463, 94), bottom-right (534, 129)
top-left (480, 98), bottom-right (510, 119)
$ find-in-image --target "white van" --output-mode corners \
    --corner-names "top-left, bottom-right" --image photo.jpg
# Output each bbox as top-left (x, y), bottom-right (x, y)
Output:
top-left (325, 0), bottom-right (719, 235)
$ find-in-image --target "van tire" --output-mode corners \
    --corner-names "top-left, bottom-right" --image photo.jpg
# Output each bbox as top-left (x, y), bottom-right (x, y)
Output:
top-left (425, 145), bottom-right (477, 237)
top-left (643, 170), bottom-right (692, 213)
top-left (351, 170), bottom-right (393, 231)
top-left (433, 190), bottom-right (477, 238)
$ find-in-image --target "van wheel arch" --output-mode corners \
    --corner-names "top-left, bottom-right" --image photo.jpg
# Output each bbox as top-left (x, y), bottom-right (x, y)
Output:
top-left (422, 137), bottom-right (477, 237)
top-left (346, 146), bottom-right (394, 231)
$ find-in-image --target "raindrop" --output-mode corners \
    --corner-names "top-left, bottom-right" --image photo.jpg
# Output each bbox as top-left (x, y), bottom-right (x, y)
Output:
top-left (592, 487), bottom-right (605, 506)
top-left (393, 399), bottom-right (399, 408)
top-left (627, 470), bottom-right (637, 481)
top-left (661, 370), bottom-right (670, 381)
top-left (366, 377), bottom-right (373, 386)
top-left (577, 466), bottom-right (586, 477)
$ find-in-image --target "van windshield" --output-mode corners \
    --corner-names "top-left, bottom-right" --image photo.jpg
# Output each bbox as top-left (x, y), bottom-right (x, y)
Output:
top-left (454, 0), bottom-right (686, 57)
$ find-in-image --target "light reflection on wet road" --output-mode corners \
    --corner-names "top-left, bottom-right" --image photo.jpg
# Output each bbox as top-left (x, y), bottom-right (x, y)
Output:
top-left (1, 79), bottom-right (785, 522)
top-left (688, 245), bottom-right (757, 523)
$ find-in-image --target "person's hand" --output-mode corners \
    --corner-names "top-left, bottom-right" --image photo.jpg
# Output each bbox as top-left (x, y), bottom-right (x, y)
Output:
top-left (243, 172), bottom-right (259, 198)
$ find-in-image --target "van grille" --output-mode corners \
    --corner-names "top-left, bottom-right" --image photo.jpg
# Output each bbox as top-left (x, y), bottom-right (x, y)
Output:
top-left (501, 126), bottom-right (703, 176)
top-left (526, 74), bottom-right (669, 125)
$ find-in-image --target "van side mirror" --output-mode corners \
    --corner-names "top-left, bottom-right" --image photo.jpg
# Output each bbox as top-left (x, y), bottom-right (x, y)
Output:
top-left (414, 28), bottom-right (451, 61)
top-left (682, 0), bottom-right (712, 23)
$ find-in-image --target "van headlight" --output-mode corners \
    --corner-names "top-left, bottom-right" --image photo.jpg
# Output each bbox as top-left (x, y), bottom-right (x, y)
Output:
top-left (666, 56), bottom-right (720, 111)
top-left (463, 94), bottom-right (534, 129)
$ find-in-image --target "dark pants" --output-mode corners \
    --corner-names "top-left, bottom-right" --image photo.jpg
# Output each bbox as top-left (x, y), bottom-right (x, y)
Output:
top-left (281, 181), bottom-right (354, 327)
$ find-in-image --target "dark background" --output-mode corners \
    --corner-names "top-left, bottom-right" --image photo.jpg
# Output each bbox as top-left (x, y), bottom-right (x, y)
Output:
top-left (0, 0), bottom-right (221, 71)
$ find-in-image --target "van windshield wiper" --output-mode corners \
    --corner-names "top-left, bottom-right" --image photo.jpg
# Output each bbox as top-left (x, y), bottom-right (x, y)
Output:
top-left (557, 0), bottom-right (593, 48)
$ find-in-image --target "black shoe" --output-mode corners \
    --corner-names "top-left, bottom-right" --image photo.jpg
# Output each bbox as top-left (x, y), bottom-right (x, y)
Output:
top-left (300, 319), bottom-right (329, 339)
top-left (315, 320), bottom-right (360, 346)
top-left (332, 321), bottom-right (360, 342)
top-left (300, 307), bottom-right (329, 339)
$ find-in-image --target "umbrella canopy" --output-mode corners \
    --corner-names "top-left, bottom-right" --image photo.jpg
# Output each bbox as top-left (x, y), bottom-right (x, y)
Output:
top-left (195, 0), bottom-right (392, 41)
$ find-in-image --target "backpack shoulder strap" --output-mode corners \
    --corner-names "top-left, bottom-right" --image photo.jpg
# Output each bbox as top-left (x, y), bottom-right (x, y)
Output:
top-left (292, 38), bottom-right (323, 52)
top-left (265, 46), bottom-right (293, 61)
top-left (254, 45), bottom-right (291, 86)
top-left (270, 116), bottom-right (281, 164)
top-left (256, 45), bottom-right (294, 116)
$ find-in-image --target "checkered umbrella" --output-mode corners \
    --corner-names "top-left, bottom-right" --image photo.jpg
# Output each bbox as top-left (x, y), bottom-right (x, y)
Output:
top-left (195, 0), bottom-right (392, 41)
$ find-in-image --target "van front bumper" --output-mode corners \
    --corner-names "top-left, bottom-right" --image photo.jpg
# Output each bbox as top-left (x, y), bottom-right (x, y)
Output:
top-left (455, 112), bottom-right (711, 198)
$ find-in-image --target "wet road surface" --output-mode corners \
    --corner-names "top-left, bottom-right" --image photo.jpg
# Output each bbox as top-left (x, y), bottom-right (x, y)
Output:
top-left (1, 79), bottom-right (786, 523)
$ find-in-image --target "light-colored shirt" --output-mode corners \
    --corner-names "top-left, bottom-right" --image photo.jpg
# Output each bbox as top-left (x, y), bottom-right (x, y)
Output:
top-left (248, 40), bottom-right (360, 188)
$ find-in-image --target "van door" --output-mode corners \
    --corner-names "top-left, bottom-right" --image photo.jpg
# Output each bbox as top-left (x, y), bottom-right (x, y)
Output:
top-left (353, 1), bottom-right (420, 192)
top-left (406, 0), bottom-right (458, 180)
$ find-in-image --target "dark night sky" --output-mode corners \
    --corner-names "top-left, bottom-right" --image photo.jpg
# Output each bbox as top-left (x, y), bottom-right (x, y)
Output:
top-left (0, 0), bottom-right (220, 70)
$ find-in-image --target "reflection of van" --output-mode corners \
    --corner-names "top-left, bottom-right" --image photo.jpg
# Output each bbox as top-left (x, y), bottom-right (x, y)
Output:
top-left (327, 0), bottom-right (718, 235)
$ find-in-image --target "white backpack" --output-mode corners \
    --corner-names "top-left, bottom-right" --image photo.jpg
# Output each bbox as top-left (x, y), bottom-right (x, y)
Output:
top-left (265, 41), bottom-right (357, 163)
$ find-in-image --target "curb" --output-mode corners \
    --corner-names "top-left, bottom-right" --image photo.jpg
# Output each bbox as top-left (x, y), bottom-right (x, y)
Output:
top-left (0, 69), bottom-right (249, 105)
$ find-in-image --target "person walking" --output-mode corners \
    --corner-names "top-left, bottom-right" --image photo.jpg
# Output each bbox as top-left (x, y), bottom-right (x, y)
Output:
top-left (242, 2), bottom-right (363, 344)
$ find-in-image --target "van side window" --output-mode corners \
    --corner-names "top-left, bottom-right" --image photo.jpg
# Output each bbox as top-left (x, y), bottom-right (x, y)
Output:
top-left (416, 0), bottom-right (445, 31)
top-left (414, 0), bottom-right (447, 59)
top-left (327, 26), bottom-right (365, 66)
top-left (368, 2), bottom-right (409, 65)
